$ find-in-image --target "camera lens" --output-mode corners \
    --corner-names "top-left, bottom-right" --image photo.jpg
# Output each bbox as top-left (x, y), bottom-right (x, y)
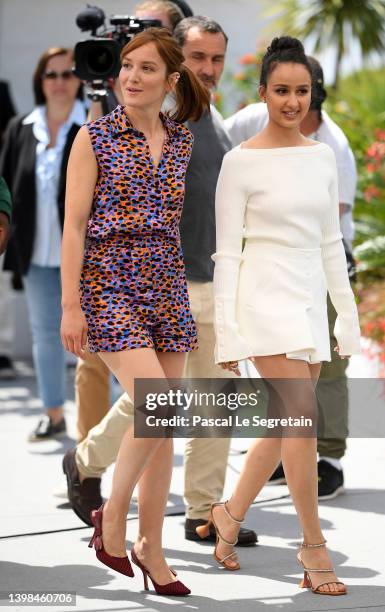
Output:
top-left (74, 39), bottom-right (121, 80)
top-left (87, 47), bottom-right (114, 75)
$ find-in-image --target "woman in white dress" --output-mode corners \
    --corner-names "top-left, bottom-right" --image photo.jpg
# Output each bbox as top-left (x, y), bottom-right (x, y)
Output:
top-left (206, 37), bottom-right (361, 596)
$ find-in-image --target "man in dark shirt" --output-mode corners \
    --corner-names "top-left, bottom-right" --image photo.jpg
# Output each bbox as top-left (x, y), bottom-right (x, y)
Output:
top-left (63, 16), bottom-right (257, 547)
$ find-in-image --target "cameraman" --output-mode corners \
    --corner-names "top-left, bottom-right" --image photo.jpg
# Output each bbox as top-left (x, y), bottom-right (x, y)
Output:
top-left (87, 1), bottom-right (185, 120)
top-left (135, 0), bottom-right (184, 32)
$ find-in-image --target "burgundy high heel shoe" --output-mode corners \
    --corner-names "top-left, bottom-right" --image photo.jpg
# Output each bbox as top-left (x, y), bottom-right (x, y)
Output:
top-left (130, 549), bottom-right (191, 596)
top-left (88, 504), bottom-right (134, 577)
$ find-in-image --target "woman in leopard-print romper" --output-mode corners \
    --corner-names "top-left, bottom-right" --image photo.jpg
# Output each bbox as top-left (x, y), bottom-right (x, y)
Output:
top-left (61, 29), bottom-right (209, 596)
top-left (82, 104), bottom-right (196, 354)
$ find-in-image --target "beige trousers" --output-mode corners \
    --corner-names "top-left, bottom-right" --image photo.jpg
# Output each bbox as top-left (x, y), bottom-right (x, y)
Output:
top-left (76, 281), bottom-right (234, 519)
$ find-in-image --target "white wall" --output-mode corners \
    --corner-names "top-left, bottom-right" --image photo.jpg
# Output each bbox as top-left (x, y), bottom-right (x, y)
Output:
top-left (0, 0), bottom-right (269, 115)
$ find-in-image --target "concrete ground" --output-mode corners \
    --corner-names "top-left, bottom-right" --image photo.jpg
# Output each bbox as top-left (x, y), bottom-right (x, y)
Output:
top-left (0, 354), bottom-right (384, 612)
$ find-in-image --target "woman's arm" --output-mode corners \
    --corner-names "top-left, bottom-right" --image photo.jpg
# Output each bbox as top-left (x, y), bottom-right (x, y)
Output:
top-left (321, 151), bottom-right (361, 356)
top-left (60, 125), bottom-right (98, 357)
top-left (212, 151), bottom-right (251, 366)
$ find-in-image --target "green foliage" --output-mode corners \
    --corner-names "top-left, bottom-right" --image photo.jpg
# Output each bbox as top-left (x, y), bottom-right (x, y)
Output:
top-left (326, 68), bottom-right (385, 248)
top-left (324, 67), bottom-right (385, 354)
top-left (326, 67), bottom-right (385, 157)
top-left (354, 216), bottom-right (385, 243)
top-left (355, 236), bottom-right (385, 274)
top-left (262, 0), bottom-right (385, 87)
top-left (229, 52), bottom-right (264, 107)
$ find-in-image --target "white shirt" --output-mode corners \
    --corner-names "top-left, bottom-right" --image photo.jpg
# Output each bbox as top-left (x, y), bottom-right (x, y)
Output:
top-left (22, 100), bottom-right (86, 267)
top-left (212, 143), bottom-right (361, 363)
top-left (225, 104), bottom-right (357, 249)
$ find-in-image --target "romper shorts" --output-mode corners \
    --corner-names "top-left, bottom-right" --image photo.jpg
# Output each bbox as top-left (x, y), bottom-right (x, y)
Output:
top-left (80, 234), bottom-right (197, 353)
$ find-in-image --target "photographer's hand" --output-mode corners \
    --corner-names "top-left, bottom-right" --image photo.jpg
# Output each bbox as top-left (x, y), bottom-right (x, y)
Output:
top-left (334, 346), bottom-right (348, 360)
top-left (86, 78), bottom-right (123, 121)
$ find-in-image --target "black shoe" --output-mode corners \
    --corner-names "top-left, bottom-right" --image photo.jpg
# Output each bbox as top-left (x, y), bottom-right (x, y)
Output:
top-left (62, 448), bottom-right (103, 526)
top-left (266, 463), bottom-right (286, 485)
top-left (28, 415), bottom-right (67, 442)
top-left (318, 460), bottom-right (344, 500)
top-left (185, 517), bottom-right (258, 546)
top-left (0, 355), bottom-right (17, 380)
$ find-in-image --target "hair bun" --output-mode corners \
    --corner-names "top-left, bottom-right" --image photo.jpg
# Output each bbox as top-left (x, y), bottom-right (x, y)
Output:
top-left (267, 36), bottom-right (305, 56)
top-left (260, 35), bottom-right (311, 87)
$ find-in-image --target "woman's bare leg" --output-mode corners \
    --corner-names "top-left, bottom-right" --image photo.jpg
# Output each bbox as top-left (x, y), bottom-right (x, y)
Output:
top-left (97, 347), bottom-right (184, 585)
top-left (211, 355), bottom-right (292, 568)
top-left (214, 355), bottom-right (345, 591)
top-left (133, 351), bottom-right (186, 583)
top-left (279, 361), bottom-right (344, 592)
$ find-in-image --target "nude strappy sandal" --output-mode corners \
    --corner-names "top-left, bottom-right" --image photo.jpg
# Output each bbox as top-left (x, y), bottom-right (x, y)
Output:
top-left (197, 501), bottom-right (244, 571)
top-left (297, 540), bottom-right (347, 596)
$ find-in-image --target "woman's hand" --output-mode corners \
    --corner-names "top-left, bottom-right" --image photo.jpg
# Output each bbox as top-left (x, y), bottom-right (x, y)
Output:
top-left (334, 346), bottom-right (348, 360)
top-left (61, 304), bottom-right (88, 357)
top-left (219, 360), bottom-right (241, 376)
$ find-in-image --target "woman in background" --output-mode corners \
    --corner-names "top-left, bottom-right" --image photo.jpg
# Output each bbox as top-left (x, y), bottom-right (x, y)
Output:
top-left (0, 47), bottom-right (85, 441)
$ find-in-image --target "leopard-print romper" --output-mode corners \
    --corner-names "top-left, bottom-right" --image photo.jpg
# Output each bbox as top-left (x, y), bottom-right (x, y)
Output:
top-left (80, 105), bottom-right (197, 353)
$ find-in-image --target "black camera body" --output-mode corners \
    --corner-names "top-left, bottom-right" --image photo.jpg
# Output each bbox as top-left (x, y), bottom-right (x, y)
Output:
top-left (74, 4), bottom-right (161, 82)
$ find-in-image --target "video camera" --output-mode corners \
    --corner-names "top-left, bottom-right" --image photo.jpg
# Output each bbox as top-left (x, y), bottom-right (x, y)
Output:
top-left (74, 4), bottom-right (162, 82)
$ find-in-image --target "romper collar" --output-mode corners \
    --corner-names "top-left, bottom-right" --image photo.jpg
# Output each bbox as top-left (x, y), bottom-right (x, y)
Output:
top-left (110, 104), bottom-right (178, 140)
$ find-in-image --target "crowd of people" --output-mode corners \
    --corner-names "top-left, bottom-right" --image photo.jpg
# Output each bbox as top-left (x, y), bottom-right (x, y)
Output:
top-left (0, 0), bottom-right (361, 599)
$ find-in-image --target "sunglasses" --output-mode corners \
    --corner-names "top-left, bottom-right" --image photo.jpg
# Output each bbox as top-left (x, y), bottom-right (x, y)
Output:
top-left (42, 69), bottom-right (75, 80)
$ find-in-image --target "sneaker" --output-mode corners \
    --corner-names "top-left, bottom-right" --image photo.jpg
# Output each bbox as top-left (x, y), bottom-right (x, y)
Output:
top-left (52, 478), bottom-right (70, 500)
top-left (0, 355), bottom-right (17, 380)
top-left (28, 415), bottom-right (67, 442)
top-left (266, 463), bottom-right (287, 485)
top-left (318, 459), bottom-right (344, 500)
top-left (185, 518), bottom-right (258, 546)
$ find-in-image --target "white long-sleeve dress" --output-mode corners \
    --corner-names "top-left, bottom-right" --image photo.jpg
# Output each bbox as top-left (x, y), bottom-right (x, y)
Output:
top-left (212, 142), bottom-right (361, 365)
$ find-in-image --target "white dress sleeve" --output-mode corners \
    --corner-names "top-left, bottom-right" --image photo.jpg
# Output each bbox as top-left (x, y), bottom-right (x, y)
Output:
top-left (212, 152), bottom-right (252, 363)
top-left (321, 152), bottom-right (361, 356)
